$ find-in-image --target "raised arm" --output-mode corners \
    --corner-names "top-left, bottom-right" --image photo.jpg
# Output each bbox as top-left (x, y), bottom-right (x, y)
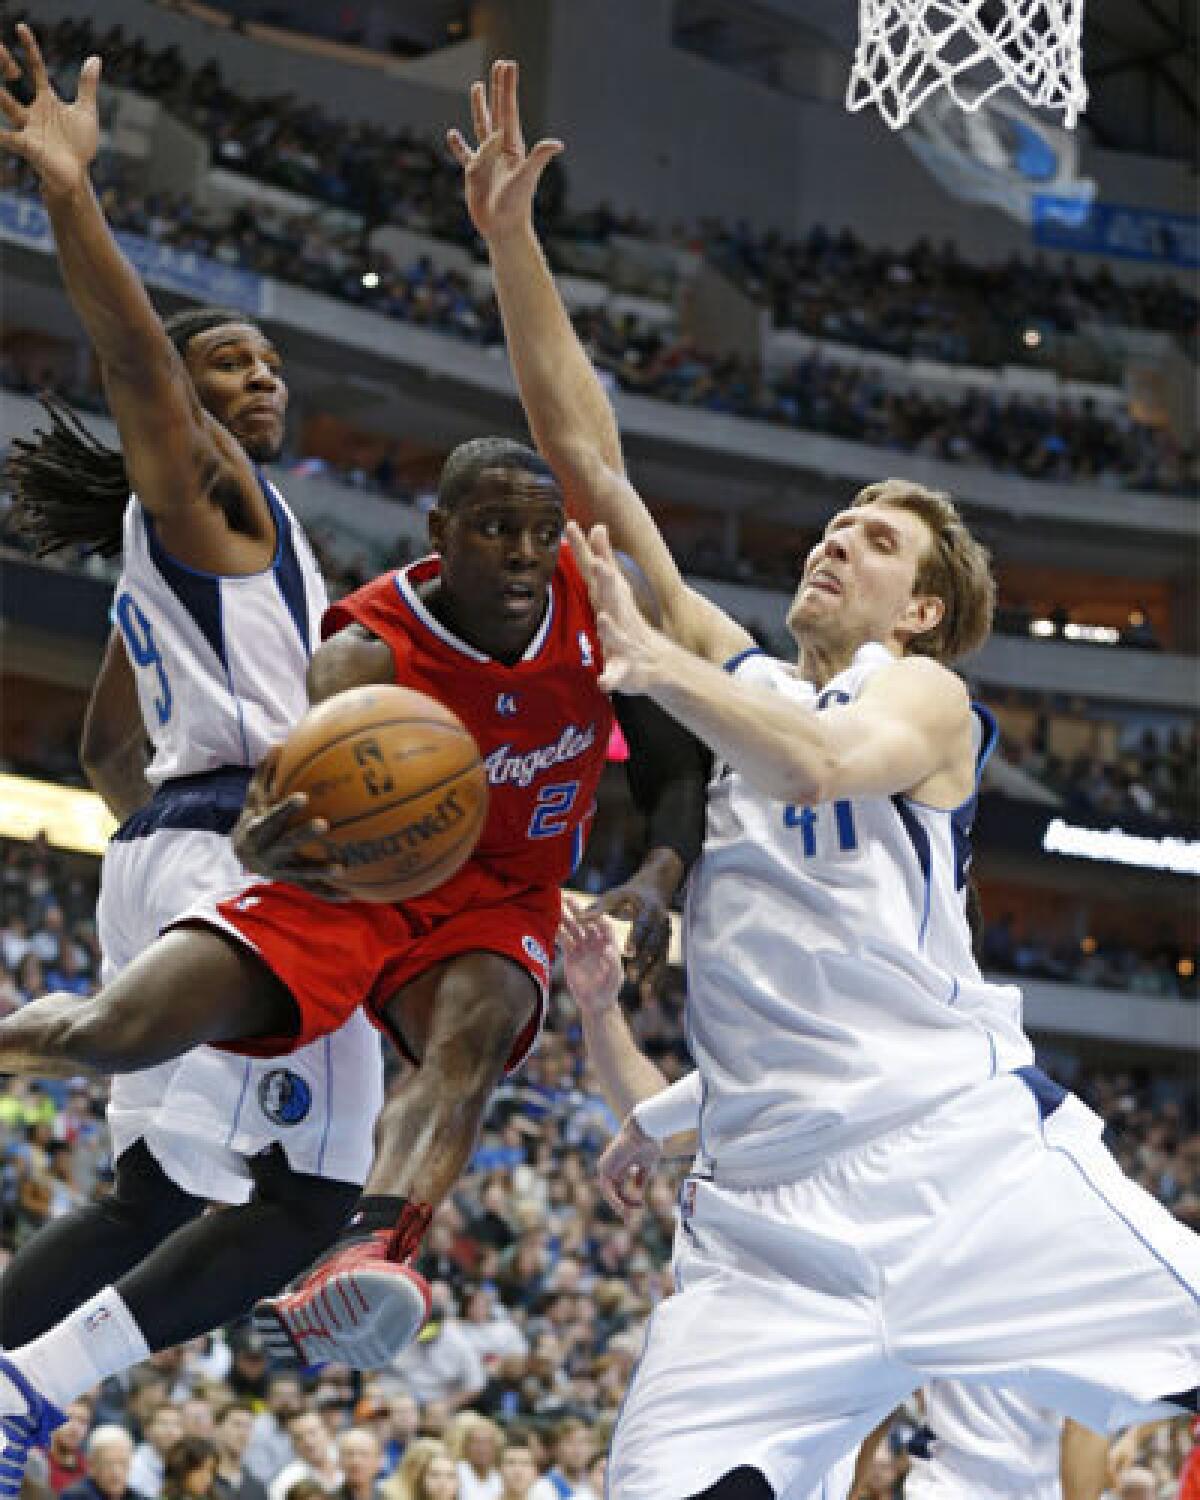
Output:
top-left (80, 630), bottom-right (151, 822)
top-left (0, 27), bottom-right (268, 549)
top-left (448, 60), bottom-right (749, 665)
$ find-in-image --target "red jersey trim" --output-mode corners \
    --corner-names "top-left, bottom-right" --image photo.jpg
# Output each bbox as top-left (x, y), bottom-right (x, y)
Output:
top-left (393, 555), bottom-right (558, 665)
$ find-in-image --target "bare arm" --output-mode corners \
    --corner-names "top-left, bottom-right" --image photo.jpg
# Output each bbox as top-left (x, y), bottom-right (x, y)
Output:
top-left (1060, 1421), bottom-right (1112, 1500)
top-left (0, 28), bottom-right (266, 545)
top-left (572, 523), bottom-right (973, 805)
top-left (231, 625), bottom-right (395, 889)
top-left (560, 905), bottom-right (677, 1119)
top-left (447, 60), bottom-right (748, 665)
top-left (79, 629), bottom-right (151, 821)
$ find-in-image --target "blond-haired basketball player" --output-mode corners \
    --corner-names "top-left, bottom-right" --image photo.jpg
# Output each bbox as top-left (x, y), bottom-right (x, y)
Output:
top-left (455, 59), bottom-right (1200, 1500)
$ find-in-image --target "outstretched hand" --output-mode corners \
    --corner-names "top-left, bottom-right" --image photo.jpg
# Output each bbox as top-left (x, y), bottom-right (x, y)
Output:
top-left (446, 58), bottom-right (562, 243)
top-left (232, 747), bottom-right (350, 902)
top-left (558, 899), bottom-right (625, 1018)
top-left (585, 860), bottom-right (676, 995)
top-left (567, 521), bottom-right (665, 697)
top-left (597, 1114), bottom-right (661, 1218)
top-left (0, 24), bottom-right (100, 195)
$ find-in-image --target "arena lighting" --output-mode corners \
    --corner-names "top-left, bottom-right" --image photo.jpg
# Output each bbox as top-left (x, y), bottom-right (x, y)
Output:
top-left (1063, 622), bottom-right (1120, 644)
top-left (0, 774), bottom-right (115, 855)
top-left (1028, 619), bottom-right (1120, 645)
top-left (361, 270), bottom-right (381, 289)
top-left (1022, 327), bottom-right (1042, 348)
top-left (1042, 817), bottom-right (1200, 877)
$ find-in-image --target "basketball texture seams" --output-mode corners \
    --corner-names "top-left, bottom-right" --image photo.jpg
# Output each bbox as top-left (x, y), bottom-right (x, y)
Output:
top-left (272, 685), bottom-right (488, 903)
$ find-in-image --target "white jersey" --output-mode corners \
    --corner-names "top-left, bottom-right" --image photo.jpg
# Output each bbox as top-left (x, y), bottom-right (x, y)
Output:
top-left (114, 475), bottom-right (324, 785)
top-left (683, 643), bottom-right (1033, 1186)
top-left (99, 476), bottom-right (382, 1200)
top-left (908, 1383), bottom-right (1063, 1496)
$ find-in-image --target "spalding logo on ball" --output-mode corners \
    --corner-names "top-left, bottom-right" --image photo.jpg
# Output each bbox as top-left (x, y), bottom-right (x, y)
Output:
top-left (272, 684), bottom-right (489, 903)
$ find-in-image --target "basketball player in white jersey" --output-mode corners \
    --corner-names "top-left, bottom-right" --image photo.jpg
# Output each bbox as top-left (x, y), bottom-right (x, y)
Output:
top-left (560, 909), bottom-right (1114, 1500)
top-left (461, 60), bottom-right (1200, 1500)
top-left (0, 21), bottom-right (380, 1459)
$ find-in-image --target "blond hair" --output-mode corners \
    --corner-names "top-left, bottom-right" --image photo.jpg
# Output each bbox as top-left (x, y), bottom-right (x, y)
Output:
top-left (852, 479), bottom-right (994, 662)
top-left (445, 1412), bottom-right (501, 1465)
top-left (379, 1439), bottom-right (448, 1500)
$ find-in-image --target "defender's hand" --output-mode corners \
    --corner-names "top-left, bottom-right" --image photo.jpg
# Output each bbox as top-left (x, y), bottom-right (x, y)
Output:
top-left (232, 748), bottom-right (349, 901)
top-left (567, 521), bottom-right (666, 696)
top-left (559, 900), bottom-right (625, 1018)
top-left (597, 1115), bottom-right (661, 1218)
top-left (0, 26), bottom-right (100, 196)
top-left (446, 58), bottom-right (562, 244)
top-left (585, 868), bottom-right (674, 994)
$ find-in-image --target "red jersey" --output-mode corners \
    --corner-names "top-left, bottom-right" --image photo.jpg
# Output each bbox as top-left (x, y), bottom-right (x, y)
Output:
top-left (323, 548), bottom-right (612, 896)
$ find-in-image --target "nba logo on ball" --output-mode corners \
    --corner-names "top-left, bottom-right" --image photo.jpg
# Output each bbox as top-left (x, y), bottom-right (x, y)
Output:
top-left (258, 1069), bottom-right (312, 1127)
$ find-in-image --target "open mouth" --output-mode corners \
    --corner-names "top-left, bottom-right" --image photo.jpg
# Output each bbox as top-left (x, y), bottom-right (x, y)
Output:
top-left (807, 571), bottom-right (843, 597)
top-left (500, 582), bottom-right (539, 614)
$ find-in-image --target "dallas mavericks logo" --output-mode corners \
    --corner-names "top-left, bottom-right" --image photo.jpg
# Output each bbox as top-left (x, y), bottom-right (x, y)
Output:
top-left (258, 1069), bottom-right (312, 1127)
top-left (903, 91), bottom-right (1094, 225)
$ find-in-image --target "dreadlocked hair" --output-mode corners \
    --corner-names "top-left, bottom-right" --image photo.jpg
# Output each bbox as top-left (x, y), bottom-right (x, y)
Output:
top-left (3, 305), bottom-right (257, 558)
top-left (4, 393), bottom-right (129, 558)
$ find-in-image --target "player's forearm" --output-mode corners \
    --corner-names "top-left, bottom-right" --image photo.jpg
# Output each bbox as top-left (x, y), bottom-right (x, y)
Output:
top-left (42, 175), bottom-right (178, 381)
top-left (631, 1070), bottom-right (702, 1142)
top-left (642, 634), bottom-right (831, 803)
top-left (582, 1002), bottom-right (672, 1120)
top-left (487, 224), bottom-right (623, 493)
top-left (1060, 1421), bottom-right (1110, 1500)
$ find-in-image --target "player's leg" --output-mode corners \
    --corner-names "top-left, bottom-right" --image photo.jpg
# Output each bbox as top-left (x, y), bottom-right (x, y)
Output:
top-left (891, 1070), bottom-right (1200, 1430)
top-left (254, 949), bottom-right (538, 1368)
top-left (0, 926), bottom-right (300, 1076)
top-left (0, 1139), bottom-right (204, 1346)
top-left (0, 1144), bottom-right (357, 1423)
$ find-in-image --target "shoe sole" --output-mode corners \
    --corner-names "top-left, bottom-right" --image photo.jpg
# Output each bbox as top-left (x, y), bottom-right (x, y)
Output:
top-left (252, 1267), bottom-right (430, 1371)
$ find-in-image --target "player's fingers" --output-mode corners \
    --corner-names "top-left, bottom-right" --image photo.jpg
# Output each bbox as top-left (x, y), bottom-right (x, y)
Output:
top-left (500, 59), bottom-right (524, 155)
top-left (445, 127), bottom-right (473, 167)
top-left (469, 78), bottom-right (490, 142)
top-left (521, 138), bottom-right (563, 185)
top-left (16, 25), bottom-right (47, 92)
top-left (76, 54), bottom-right (101, 108)
top-left (245, 792), bottom-right (308, 847)
top-left (0, 41), bottom-right (21, 81)
top-left (0, 88), bottom-right (28, 131)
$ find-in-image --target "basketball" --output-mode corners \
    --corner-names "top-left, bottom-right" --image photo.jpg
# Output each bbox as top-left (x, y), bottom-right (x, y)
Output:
top-left (272, 684), bottom-right (488, 903)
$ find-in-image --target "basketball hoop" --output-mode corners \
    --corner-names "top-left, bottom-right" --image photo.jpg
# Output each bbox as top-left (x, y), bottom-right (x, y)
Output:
top-left (847, 0), bottom-right (1088, 131)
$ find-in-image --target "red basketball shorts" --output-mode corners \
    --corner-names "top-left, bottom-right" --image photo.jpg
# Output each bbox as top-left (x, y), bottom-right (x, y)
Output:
top-left (171, 862), bottom-right (557, 1073)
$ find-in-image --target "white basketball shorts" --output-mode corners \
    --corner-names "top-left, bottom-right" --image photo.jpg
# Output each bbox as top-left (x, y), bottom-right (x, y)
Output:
top-left (904, 1457), bottom-right (1060, 1500)
top-left (98, 818), bottom-right (383, 1203)
top-left (608, 1070), bottom-right (1199, 1499)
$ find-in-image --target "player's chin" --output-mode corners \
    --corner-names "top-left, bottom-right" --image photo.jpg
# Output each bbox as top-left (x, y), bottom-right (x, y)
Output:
top-left (243, 432), bottom-right (284, 464)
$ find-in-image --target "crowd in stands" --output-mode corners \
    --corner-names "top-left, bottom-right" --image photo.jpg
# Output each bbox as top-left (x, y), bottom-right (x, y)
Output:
top-left (3, 14), bottom-right (1195, 497)
top-left (0, 838), bottom-right (1194, 1497)
top-left (998, 718), bottom-right (1199, 831)
top-left (704, 220), bottom-right (1199, 364)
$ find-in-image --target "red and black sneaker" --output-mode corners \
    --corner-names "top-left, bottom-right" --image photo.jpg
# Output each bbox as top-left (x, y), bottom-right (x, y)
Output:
top-left (253, 1230), bottom-right (431, 1371)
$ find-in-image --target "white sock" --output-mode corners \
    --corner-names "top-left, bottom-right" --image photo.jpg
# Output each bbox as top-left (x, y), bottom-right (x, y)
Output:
top-left (4, 1289), bottom-right (150, 1410)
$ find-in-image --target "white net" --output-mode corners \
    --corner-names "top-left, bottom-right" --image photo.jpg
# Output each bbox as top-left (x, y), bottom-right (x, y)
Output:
top-left (847, 0), bottom-right (1088, 130)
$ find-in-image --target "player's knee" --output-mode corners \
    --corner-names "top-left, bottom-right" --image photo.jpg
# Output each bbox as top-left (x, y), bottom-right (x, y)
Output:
top-left (249, 1144), bottom-right (360, 1241)
top-left (104, 1139), bottom-right (205, 1239)
top-left (427, 962), bottom-right (533, 1091)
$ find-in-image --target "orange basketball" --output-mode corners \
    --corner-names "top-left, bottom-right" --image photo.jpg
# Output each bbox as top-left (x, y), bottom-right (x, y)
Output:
top-left (273, 684), bottom-right (488, 903)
